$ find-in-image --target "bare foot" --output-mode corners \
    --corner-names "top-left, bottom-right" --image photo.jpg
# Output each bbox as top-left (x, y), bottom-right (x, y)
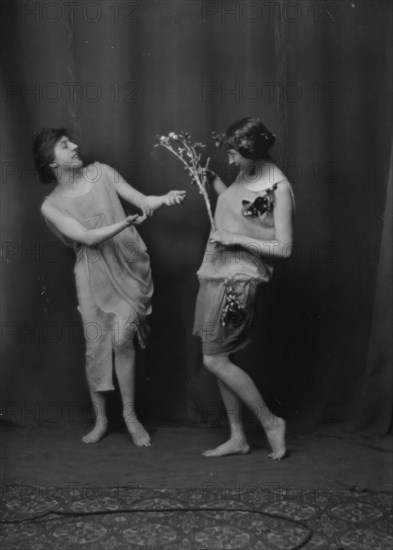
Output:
top-left (265, 417), bottom-right (286, 460)
top-left (124, 418), bottom-right (151, 447)
top-left (202, 437), bottom-right (250, 457)
top-left (82, 420), bottom-right (108, 444)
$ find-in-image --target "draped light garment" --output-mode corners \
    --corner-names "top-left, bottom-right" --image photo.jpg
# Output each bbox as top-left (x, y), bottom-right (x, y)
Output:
top-left (43, 163), bottom-right (153, 391)
top-left (193, 178), bottom-right (290, 355)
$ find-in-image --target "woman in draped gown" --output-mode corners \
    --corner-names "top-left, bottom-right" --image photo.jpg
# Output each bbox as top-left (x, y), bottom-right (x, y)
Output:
top-left (34, 128), bottom-right (185, 446)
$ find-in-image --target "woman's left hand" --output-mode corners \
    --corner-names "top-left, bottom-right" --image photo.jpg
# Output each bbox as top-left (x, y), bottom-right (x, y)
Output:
top-left (164, 190), bottom-right (186, 206)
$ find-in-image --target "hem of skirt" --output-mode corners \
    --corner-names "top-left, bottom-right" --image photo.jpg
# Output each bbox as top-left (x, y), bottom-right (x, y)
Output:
top-left (193, 330), bottom-right (252, 356)
top-left (112, 310), bottom-right (151, 349)
top-left (196, 274), bottom-right (267, 284)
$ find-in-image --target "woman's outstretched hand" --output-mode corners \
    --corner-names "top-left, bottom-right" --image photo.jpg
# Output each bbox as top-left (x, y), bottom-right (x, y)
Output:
top-left (136, 192), bottom-right (186, 215)
top-left (125, 214), bottom-right (144, 226)
top-left (164, 190), bottom-right (186, 206)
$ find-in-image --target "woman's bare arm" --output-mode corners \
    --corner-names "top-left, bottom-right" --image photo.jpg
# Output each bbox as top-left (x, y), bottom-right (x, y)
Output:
top-left (211, 175), bottom-right (227, 195)
top-left (41, 202), bottom-right (139, 247)
top-left (103, 164), bottom-right (185, 215)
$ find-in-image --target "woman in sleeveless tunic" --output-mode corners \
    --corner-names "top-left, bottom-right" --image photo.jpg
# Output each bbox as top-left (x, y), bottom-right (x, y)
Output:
top-left (193, 118), bottom-right (295, 460)
top-left (34, 128), bottom-right (185, 446)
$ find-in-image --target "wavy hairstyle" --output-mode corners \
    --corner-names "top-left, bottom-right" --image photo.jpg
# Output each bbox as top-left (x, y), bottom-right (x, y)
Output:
top-left (33, 127), bottom-right (68, 184)
top-left (213, 117), bottom-right (275, 160)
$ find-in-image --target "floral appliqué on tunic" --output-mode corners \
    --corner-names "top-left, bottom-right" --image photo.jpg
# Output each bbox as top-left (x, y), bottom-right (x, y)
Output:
top-left (221, 182), bottom-right (278, 327)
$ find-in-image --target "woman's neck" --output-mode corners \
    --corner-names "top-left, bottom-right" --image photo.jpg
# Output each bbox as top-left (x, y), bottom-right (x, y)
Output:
top-left (239, 159), bottom-right (278, 191)
top-left (55, 167), bottom-right (89, 195)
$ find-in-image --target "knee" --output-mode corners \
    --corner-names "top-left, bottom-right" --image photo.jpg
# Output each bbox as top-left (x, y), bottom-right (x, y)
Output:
top-left (113, 338), bottom-right (135, 356)
top-left (203, 354), bottom-right (225, 375)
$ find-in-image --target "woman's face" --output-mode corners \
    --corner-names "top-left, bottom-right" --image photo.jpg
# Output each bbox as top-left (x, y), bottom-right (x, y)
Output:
top-left (227, 148), bottom-right (250, 168)
top-left (51, 136), bottom-right (83, 171)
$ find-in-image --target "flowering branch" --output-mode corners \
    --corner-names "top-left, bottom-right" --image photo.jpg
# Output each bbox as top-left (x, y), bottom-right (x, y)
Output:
top-left (155, 132), bottom-right (216, 231)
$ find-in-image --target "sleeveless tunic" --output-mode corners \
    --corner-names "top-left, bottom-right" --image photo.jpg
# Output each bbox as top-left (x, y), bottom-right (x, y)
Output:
top-left (42, 163), bottom-right (153, 391)
top-left (193, 178), bottom-right (286, 355)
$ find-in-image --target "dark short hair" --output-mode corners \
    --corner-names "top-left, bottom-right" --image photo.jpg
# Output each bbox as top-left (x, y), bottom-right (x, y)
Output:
top-left (220, 117), bottom-right (275, 160)
top-left (33, 127), bottom-right (68, 184)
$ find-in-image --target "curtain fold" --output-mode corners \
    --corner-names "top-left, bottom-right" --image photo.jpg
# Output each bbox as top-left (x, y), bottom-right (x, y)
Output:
top-left (353, 146), bottom-right (393, 435)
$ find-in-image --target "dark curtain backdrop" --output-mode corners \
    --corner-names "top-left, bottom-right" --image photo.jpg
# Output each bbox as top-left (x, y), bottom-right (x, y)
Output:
top-left (1, 0), bottom-right (392, 435)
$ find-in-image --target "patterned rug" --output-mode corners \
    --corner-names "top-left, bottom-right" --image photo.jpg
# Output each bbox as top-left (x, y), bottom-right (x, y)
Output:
top-left (1, 484), bottom-right (392, 549)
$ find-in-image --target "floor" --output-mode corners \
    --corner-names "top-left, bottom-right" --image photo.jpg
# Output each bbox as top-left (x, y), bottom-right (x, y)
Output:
top-left (1, 423), bottom-right (392, 549)
top-left (1, 422), bottom-right (391, 491)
